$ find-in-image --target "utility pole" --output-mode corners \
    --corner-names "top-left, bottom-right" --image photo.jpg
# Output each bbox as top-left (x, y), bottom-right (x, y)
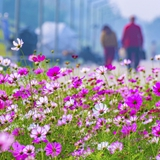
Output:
top-left (70, 0), bottom-right (74, 29)
top-left (15, 0), bottom-right (20, 39)
top-left (55, 0), bottom-right (59, 54)
top-left (79, 0), bottom-right (84, 50)
top-left (0, 0), bottom-right (3, 14)
top-left (38, 0), bottom-right (43, 52)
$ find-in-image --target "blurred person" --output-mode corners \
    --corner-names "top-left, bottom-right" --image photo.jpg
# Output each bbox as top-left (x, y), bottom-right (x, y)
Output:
top-left (121, 16), bottom-right (143, 71)
top-left (150, 40), bottom-right (157, 59)
top-left (100, 25), bottom-right (118, 66)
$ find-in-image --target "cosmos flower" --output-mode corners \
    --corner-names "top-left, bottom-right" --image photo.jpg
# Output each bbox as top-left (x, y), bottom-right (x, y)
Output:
top-left (46, 66), bottom-right (61, 80)
top-left (97, 142), bottom-right (109, 150)
top-left (33, 68), bottom-right (44, 75)
top-left (92, 103), bottom-right (109, 116)
top-left (11, 38), bottom-right (24, 51)
top-left (44, 142), bottom-right (62, 158)
top-left (155, 54), bottom-right (160, 60)
top-left (80, 67), bottom-right (90, 73)
top-left (30, 126), bottom-right (48, 143)
top-left (105, 64), bottom-right (116, 70)
top-left (121, 123), bottom-right (137, 136)
top-left (2, 58), bottom-right (11, 66)
top-left (152, 123), bottom-right (160, 137)
top-left (23, 145), bottom-right (35, 157)
top-left (120, 59), bottom-right (131, 66)
top-left (10, 141), bottom-right (27, 160)
top-left (32, 54), bottom-right (46, 63)
top-left (125, 94), bottom-right (143, 111)
top-left (0, 99), bottom-right (5, 110)
top-left (18, 67), bottom-right (29, 76)
top-left (0, 132), bottom-right (15, 152)
top-left (153, 82), bottom-right (160, 96)
top-left (96, 66), bottom-right (107, 75)
top-left (108, 141), bottom-right (123, 154)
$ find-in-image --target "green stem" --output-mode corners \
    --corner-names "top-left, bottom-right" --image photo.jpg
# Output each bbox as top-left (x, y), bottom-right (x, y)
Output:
top-left (20, 49), bottom-right (28, 66)
top-left (41, 143), bottom-right (44, 160)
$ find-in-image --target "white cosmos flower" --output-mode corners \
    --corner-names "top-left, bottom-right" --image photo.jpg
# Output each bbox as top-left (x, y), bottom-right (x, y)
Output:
top-left (155, 54), bottom-right (160, 60)
top-left (96, 66), bottom-right (107, 75)
top-left (149, 137), bottom-right (159, 144)
top-left (11, 38), bottom-right (24, 51)
top-left (97, 142), bottom-right (109, 150)
top-left (80, 67), bottom-right (90, 73)
top-left (2, 58), bottom-right (11, 66)
top-left (120, 59), bottom-right (131, 66)
top-left (10, 63), bottom-right (18, 70)
top-left (36, 96), bottom-right (48, 107)
top-left (93, 103), bottom-right (109, 116)
top-left (65, 98), bottom-right (75, 107)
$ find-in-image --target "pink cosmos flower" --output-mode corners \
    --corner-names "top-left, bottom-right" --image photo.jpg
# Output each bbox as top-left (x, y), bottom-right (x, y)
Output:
top-left (29, 54), bottom-right (45, 62)
top-left (23, 145), bottom-right (35, 157)
top-left (30, 125), bottom-right (50, 143)
top-left (30, 126), bottom-right (48, 143)
top-left (117, 74), bottom-right (125, 84)
top-left (57, 114), bottom-right (72, 126)
top-left (0, 132), bottom-right (15, 152)
top-left (137, 66), bottom-right (145, 72)
top-left (0, 74), bottom-right (8, 84)
top-left (33, 68), bottom-right (44, 74)
top-left (108, 141), bottom-right (123, 154)
top-left (44, 142), bottom-right (62, 158)
top-left (156, 154), bottom-right (160, 160)
top-left (155, 101), bottom-right (160, 108)
top-left (0, 113), bottom-right (13, 124)
top-left (153, 82), bottom-right (160, 96)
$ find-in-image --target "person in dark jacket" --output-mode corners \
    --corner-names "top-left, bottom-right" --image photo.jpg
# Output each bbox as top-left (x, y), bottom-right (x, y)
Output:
top-left (122, 16), bottom-right (143, 70)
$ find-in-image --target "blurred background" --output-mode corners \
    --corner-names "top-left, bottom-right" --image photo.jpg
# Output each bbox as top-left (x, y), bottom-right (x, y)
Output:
top-left (0, 0), bottom-right (160, 65)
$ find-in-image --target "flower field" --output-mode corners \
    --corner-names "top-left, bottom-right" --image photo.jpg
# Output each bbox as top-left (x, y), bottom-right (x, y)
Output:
top-left (0, 39), bottom-right (160, 160)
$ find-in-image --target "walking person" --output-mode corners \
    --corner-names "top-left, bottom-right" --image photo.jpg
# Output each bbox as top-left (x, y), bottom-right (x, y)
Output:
top-left (121, 16), bottom-right (143, 71)
top-left (100, 25), bottom-right (118, 66)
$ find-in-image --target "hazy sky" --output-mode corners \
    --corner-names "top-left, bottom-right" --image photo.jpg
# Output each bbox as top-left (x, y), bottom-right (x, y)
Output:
top-left (109, 0), bottom-right (160, 22)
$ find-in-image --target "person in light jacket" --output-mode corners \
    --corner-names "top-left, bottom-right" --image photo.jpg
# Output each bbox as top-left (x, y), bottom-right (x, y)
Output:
top-left (100, 25), bottom-right (118, 66)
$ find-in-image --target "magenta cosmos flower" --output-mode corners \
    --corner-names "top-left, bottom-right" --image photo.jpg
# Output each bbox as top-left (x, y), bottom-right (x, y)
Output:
top-left (0, 99), bottom-right (5, 110)
top-left (153, 82), bottom-right (160, 96)
top-left (126, 94), bottom-right (143, 111)
top-left (121, 123), bottom-right (137, 136)
top-left (152, 122), bottom-right (160, 137)
top-left (10, 141), bottom-right (27, 160)
top-left (44, 142), bottom-right (62, 158)
top-left (0, 132), bottom-right (15, 152)
top-left (18, 67), bottom-right (29, 76)
top-left (46, 66), bottom-right (61, 80)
